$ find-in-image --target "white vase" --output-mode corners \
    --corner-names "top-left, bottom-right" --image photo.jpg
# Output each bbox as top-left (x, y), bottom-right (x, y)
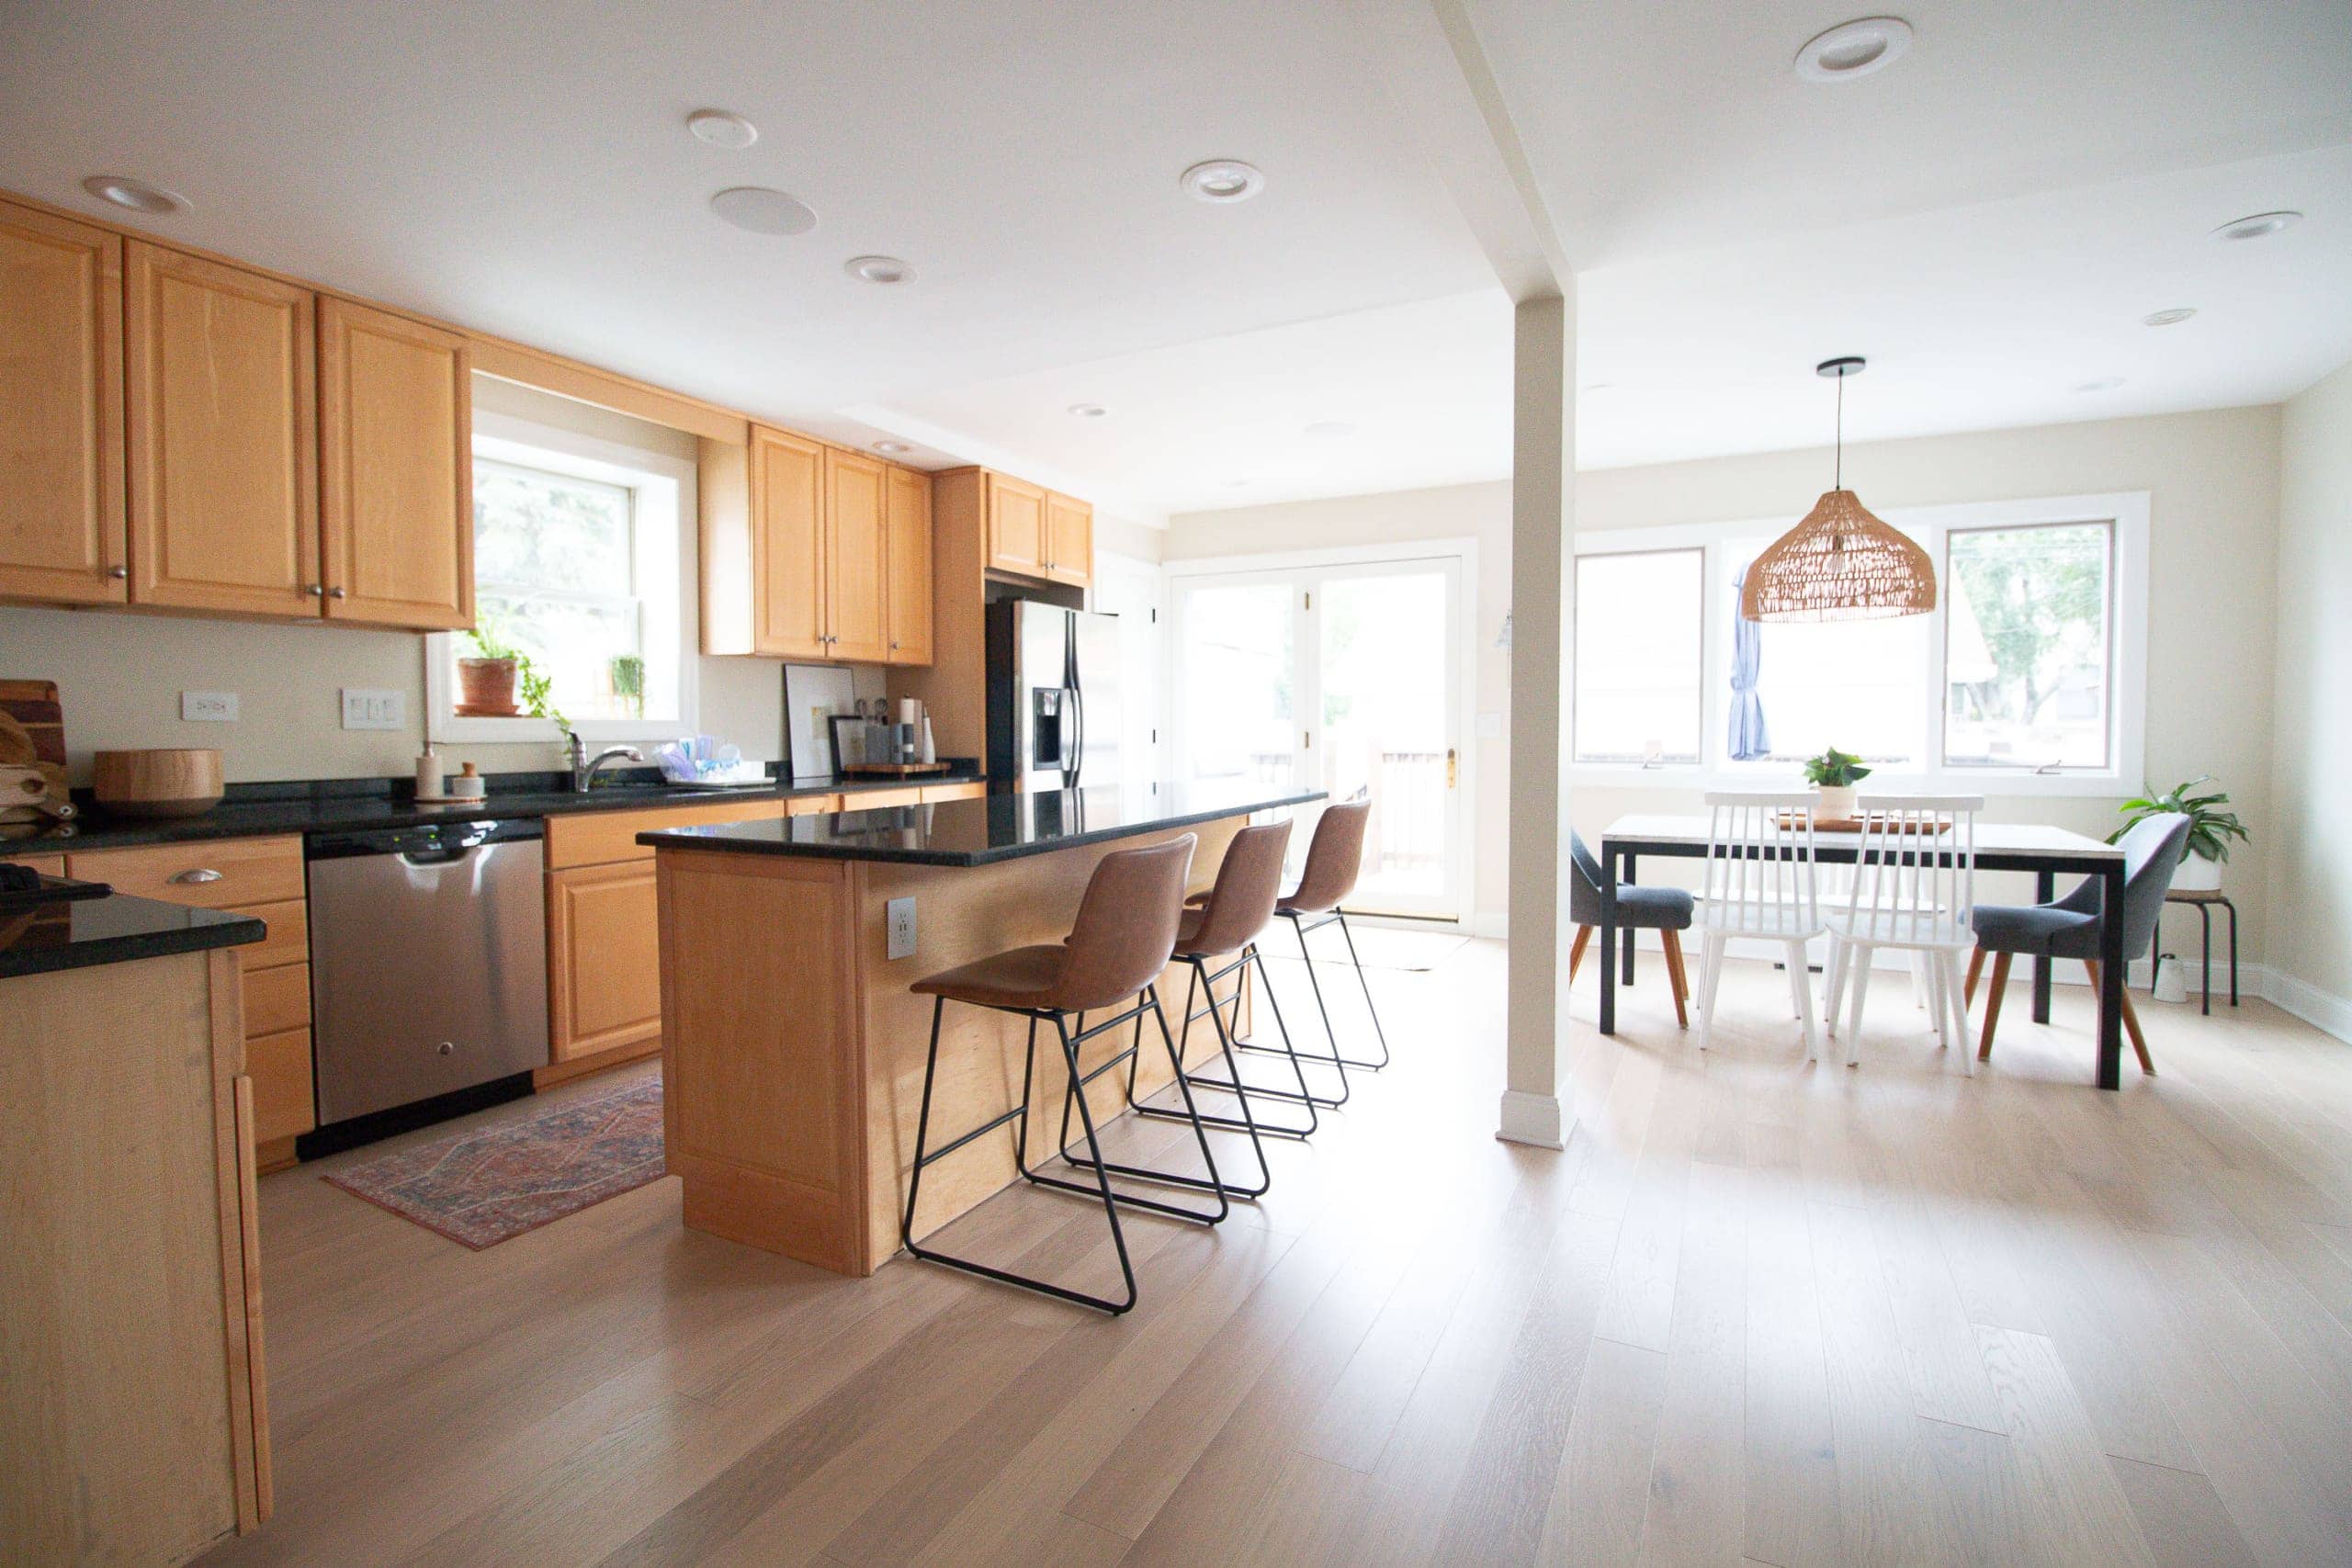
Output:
top-left (1815, 784), bottom-right (1857, 822)
top-left (2172, 851), bottom-right (2222, 892)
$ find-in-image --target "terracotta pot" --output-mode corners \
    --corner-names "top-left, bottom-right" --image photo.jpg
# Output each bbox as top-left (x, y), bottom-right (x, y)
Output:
top-left (456, 657), bottom-right (520, 716)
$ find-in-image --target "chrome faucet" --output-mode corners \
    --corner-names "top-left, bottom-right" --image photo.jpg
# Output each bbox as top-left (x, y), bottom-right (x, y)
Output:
top-left (566, 731), bottom-right (644, 793)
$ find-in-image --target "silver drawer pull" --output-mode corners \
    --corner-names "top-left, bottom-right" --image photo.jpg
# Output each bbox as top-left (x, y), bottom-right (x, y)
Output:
top-left (169, 868), bottom-right (224, 885)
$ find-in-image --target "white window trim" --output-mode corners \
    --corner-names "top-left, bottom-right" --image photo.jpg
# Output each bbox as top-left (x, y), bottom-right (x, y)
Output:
top-left (427, 410), bottom-right (700, 746)
top-left (1569, 491), bottom-right (2149, 797)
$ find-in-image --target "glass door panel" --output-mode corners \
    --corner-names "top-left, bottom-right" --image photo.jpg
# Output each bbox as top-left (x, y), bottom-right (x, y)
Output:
top-left (1175, 578), bottom-right (1298, 790)
top-left (1317, 562), bottom-right (1460, 917)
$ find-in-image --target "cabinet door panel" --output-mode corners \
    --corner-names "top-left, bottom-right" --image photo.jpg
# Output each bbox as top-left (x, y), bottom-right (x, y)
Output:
top-left (126, 243), bottom-right (319, 615)
top-left (826, 448), bottom-right (888, 663)
top-left (1045, 491), bottom-right (1091, 587)
top-left (985, 472), bottom-right (1045, 575)
top-left (319, 298), bottom-right (472, 629)
top-left (885, 466), bottom-right (933, 665)
top-left (0, 200), bottom-right (125, 604)
top-left (750, 426), bottom-right (826, 658)
top-left (548, 861), bottom-right (662, 1061)
top-left (246, 1025), bottom-right (316, 1145)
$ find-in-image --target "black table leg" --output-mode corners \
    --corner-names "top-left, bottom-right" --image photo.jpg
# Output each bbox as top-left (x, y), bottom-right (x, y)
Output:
top-left (1600, 844), bottom-right (1620, 1036)
top-left (2097, 864), bottom-right (2125, 1089)
top-left (1621, 852), bottom-right (1638, 984)
top-left (2032, 869), bottom-right (2055, 1023)
top-left (2198, 902), bottom-right (2213, 1017)
top-left (2226, 897), bottom-right (2239, 1006)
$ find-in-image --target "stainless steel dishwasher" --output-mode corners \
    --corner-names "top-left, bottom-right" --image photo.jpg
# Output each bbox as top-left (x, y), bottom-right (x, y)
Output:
top-left (305, 818), bottom-right (549, 1142)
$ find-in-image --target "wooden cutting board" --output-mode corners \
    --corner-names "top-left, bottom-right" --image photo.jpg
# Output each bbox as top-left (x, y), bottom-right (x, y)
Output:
top-left (0, 680), bottom-right (69, 824)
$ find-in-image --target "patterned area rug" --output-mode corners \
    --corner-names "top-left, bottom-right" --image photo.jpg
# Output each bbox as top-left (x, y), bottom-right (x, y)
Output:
top-left (323, 1075), bottom-right (664, 1249)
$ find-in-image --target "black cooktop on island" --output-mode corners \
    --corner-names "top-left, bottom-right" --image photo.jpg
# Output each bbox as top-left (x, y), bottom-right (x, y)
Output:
top-left (635, 782), bottom-right (1326, 867)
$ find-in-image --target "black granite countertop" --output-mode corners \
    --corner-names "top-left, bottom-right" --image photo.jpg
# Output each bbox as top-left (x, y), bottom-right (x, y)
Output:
top-left (0, 880), bottom-right (267, 979)
top-left (0, 762), bottom-right (983, 856)
top-left (636, 782), bottom-right (1326, 867)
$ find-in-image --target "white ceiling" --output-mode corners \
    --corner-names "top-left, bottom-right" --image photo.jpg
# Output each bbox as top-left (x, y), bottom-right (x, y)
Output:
top-left (4, 1), bottom-right (2348, 522)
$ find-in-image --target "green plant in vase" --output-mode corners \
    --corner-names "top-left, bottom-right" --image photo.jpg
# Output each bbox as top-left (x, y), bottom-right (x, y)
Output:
top-left (608, 653), bottom-right (646, 719)
top-left (2112, 775), bottom-right (2247, 890)
top-left (1803, 746), bottom-right (1871, 821)
top-left (457, 615), bottom-right (566, 730)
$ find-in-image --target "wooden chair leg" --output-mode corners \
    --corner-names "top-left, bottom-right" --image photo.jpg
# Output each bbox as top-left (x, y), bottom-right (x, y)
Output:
top-left (2085, 961), bottom-right (2156, 1076)
top-left (1567, 924), bottom-right (1593, 987)
top-left (1963, 945), bottom-right (1987, 1008)
top-left (1977, 952), bottom-right (2012, 1061)
top-left (1661, 929), bottom-right (1690, 1030)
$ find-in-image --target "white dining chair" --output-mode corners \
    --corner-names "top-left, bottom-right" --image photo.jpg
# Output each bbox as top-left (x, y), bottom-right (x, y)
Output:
top-left (1694, 792), bottom-right (1826, 1057)
top-left (1823, 795), bottom-right (1980, 1069)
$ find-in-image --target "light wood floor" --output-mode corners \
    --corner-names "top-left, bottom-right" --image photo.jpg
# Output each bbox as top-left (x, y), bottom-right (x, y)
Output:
top-left (198, 942), bottom-right (2352, 1567)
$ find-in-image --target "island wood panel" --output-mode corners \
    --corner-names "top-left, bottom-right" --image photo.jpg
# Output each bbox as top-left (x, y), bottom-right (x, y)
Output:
top-left (317, 295), bottom-right (473, 629)
top-left (0, 198), bottom-right (126, 604)
top-left (125, 243), bottom-right (321, 616)
top-left (885, 463), bottom-right (934, 665)
top-left (0, 947), bottom-right (266, 1561)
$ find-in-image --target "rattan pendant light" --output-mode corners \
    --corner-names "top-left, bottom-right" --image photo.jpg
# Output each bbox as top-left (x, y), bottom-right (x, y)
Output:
top-left (1740, 356), bottom-right (1936, 622)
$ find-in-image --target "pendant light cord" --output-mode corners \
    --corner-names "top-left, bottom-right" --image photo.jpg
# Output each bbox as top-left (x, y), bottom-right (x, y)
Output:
top-left (1835, 370), bottom-right (1844, 491)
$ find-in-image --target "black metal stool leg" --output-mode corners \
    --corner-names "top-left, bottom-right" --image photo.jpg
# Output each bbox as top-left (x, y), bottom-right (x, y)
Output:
top-left (1232, 911), bottom-right (1353, 1106)
top-left (1035, 995), bottom-right (1230, 1222)
top-left (1136, 948), bottom-right (1319, 1141)
top-left (1333, 910), bottom-right (1393, 1070)
top-left (1125, 955), bottom-right (1286, 1195)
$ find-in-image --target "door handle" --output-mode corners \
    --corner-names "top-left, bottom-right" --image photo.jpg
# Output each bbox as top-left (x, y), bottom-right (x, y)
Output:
top-left (170, 868), bottom-right (223, 885)
top-left (1447, 748), bottom-right (1458, 788)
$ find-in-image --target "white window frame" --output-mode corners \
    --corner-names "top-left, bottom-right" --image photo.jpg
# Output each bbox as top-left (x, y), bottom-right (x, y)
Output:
top-left (1568, 491), bottom-right (2148, 797)
top-left (427, 410), bottom-right (699, 746)
top-left (1571, 544), bottom-right (1708, 765)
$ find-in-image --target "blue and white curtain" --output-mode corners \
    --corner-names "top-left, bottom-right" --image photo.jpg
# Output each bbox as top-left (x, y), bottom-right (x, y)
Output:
top-left (1728, 565), bottom-right (1770, 761)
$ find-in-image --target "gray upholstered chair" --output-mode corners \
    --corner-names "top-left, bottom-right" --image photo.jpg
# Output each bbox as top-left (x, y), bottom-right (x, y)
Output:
top-left (1569, 829), bottom-right (1695, 1028)
top-left (1962, 812), bottom-right (2192, 1074)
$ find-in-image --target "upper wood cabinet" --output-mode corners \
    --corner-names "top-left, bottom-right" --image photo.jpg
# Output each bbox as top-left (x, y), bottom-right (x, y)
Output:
top-left (885, 464), bottom-right (933, 666)
top-left (0, 200), bottom-right (126, 605)
top-left (984, 471), bottom-right (1046, 576)
top-left (825, 448), bottom-right (889, 663)
top-left (749, 425), bottom-right (828, 658)
top-left (126, 242), bottom-right (321, 617)
top-left (1044, 491), bottom-right (1093, 588)
top-left (318, 297), bottom-right (473, 629)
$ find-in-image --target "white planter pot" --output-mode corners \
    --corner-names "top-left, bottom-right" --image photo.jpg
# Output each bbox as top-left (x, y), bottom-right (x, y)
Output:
top-left (1815, 784), bottom-right (1858, 822)
top-left (2172, 851), bottom-right (2222, 892)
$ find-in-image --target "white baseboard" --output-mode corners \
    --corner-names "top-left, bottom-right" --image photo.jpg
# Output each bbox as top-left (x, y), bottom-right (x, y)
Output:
top-left (1496, 1089), bottom-right (1566, 1150)
top-left (1468, 912), bottom-right (1508, 940)
top-left (2266, 967), bottom-right (2352, 1044)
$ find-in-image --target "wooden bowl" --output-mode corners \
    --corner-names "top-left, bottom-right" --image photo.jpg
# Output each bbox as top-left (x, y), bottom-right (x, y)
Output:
top-left (93, 748), bottom-right (225, 818)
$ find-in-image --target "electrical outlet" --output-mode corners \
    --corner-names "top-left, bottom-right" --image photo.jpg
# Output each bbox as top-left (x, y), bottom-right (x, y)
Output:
top-left (181, 691), bottom-right (238, 722)
top-left (340, 688), bottom-right (406, 731)
top-left (887, 897), bottom-right (917, 960)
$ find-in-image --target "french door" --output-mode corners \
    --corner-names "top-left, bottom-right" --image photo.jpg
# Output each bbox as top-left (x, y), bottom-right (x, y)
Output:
top-left (1171, 551), bottom-right (1465, 920)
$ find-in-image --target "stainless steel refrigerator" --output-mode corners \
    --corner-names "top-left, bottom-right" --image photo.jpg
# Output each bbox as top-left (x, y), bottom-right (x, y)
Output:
top-left (987, 598), bottom-right (1125, 793)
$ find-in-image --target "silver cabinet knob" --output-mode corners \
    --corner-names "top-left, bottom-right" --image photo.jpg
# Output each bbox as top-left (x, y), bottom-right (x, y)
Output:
top-left (306, 583), bottom-right (325, 597)
top-left (107, 566), bottom-right (128, 580)
top-left (330, 586), bottom-right (346, 599)
top-left (169, 868), bottom-right (223, 885)
top-left (436, 1041), bottom-right (456, 1056)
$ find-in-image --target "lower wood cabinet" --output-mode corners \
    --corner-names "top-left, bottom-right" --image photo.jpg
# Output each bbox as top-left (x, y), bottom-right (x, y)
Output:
top-left (546, 859), bottom-right (662, 1064)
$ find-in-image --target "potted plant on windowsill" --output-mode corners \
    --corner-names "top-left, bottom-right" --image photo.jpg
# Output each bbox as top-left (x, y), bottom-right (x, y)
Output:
top-left (2113, 775), bottom-right (2247, 891)
top-left (1803, 746), bottom-right (1871, 823)
top-left (456, 619), bottom-right (564, 729)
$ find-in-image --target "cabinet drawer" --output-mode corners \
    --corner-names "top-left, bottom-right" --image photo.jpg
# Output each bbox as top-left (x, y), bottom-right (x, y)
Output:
top-left (243, 961), bottom-right (311, 1038)
top-left (840, 786), bottom-right (924, 810)
top-left (784, 794), bottom-right (840, 817)
top-left (67, 835), bottom-right (305, 908)
top-left (246, 1025), bottom-right (315, 1144)
top-left (232, 897), bottom-right (308, 971)
top-left (920, 781), bottom-right (988, 804)
top-left (4, 853), bottom-right (67, 878)
top-left (545, 799), bottom-right (792, 869)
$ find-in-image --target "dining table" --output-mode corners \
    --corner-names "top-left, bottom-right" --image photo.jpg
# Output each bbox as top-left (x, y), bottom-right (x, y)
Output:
top-left (1595, 814), bottom-right (2133, 1088)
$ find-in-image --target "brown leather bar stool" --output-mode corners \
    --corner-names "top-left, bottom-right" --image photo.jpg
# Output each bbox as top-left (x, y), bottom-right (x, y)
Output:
top-left (1233, 797), bottom-right (1388, 1091)
top-left (899, 835), bottom-right (1226, 1314)
top-left (1121, 820), bottom-right (1318, 1198)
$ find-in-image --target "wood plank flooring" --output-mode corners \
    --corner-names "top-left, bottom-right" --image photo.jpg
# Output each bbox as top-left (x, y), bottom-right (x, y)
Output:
top-left (198, 942), bottom-right (2352, 1566)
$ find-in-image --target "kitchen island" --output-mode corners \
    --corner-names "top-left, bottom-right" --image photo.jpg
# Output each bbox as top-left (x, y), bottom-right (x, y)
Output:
top-left (639, 783), bottom-right (1322, 1274)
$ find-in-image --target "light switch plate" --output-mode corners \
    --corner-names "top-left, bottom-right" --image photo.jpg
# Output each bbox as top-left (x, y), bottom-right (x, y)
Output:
top-left (887, 897), bottom-right (917, 960)
top-left (340, 688), bottom-right (406, 731)
top-left (182, 691), bottom-right (238, 722)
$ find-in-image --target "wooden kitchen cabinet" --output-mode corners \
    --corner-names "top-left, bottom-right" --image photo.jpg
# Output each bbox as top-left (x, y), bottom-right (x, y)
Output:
top-left (750, 424), bottom-right (829, 658)
top-left (0, 198), bottom-right (126, 605)
top-left (885, 464), bottom-right (934, 665)
top-left (126, 242), bottom-right (322, 617)
top-left (547, 859), bottom-right (662, 1063)
top-left (825, 447), bottom-right (890, 663)
top-left (1044, 490), bottom-right (1093, 588)
top-left (984, 470), bottom-right (1046, 576)
top-left (318, 296), bottom-right (474, 629)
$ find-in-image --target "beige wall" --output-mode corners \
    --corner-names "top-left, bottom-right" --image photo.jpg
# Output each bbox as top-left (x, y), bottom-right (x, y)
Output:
top-left (2270, 360), bottom-right (2352, 1009)
top-left (0, 378), bottom-right (807, 786)
top-left (1166, 404), bottom-right (2287, 958)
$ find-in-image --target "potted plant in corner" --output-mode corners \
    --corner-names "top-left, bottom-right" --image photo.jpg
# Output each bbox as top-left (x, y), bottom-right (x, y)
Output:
top-left (2113, 775), bottom-right (2248, 891)
top-left (1803, 746), bottom-right (1871, 823)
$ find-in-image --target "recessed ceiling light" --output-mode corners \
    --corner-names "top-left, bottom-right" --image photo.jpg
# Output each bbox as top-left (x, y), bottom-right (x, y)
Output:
top-left (685, 109), bottom-right (759, 150)
top-left (1303, 421), bottom-right (1357, 440)
top-left (2143, 308), bottom-right (2198, 327)
top-left (2211, 210), bottom-right (2301, 243)
top-left (709, 186), bottom-right (817, 235)
top-left (1794, 17), bottom-right (1914, 82)
top-left (2074, 378), bottom-right (2124, 393)
top-left (82, 175), bottom-right (186, 214)
top-left (844, 254), bottom-right (913, 284)
top-left (872, 440), bottom-right (911, 455)
top-left (1180, 159), bottom-right (1265, 204)
top-left (1068, 403), bottom-right (1108, 419)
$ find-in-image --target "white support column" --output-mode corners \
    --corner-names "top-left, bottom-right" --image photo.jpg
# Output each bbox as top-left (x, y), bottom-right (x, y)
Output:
top-left (1498, 288), bottom-right (1575, 1149)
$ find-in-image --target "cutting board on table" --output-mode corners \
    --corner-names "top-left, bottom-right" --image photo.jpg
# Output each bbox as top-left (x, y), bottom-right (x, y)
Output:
top-left (0, 680), bottom-right (70, 825)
